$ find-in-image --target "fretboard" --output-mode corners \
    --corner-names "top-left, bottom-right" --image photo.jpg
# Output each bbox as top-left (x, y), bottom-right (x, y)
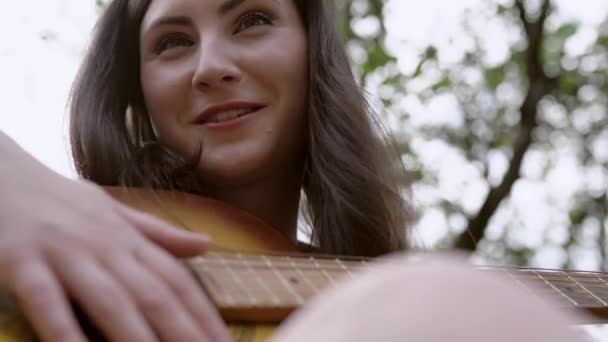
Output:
top-left (482, 265), bottom-right (608, 321)
top-left (187, 253), bottom-right (608, 323)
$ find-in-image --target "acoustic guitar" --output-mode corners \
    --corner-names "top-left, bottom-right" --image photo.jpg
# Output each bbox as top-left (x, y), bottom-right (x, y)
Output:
top-left (1, 187), bottom-right (608, 341)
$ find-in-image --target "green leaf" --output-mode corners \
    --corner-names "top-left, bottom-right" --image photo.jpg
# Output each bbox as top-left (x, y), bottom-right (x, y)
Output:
top-left (484, 66), bottom-right (506, 90)
top-left (431, 76), bottom-right (452, 91)
top-left (362, 41), bottom-right (396, 76)
top-left (491, 133), bottom-right (511, 148)
top-left (555, 23), bottom-right (578, 40)
top-left (382, 74), bottom-right (403, 87)
top-left (424, 46), bottom-right (438, 60)
top-left (597, 35), bottom-right (608, 48)
top-left (557, 72), bottom-right (580, 96)
top-left (569, 209), bottom-right (586, 225)
top-left (497, 4), bottom-right (508, 15)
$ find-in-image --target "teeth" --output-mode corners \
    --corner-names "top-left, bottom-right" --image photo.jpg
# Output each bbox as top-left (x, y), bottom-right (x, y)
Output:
top-left (209, 109), bottom-right (252, 123)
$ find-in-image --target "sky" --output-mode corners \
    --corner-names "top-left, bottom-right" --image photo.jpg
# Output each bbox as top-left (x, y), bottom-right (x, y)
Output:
top-left (2, 0), bottom-right (608, 339)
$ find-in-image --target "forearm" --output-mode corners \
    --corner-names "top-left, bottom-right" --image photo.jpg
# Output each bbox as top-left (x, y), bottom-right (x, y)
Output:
top-left (0, 131), bottom-right (59, 183)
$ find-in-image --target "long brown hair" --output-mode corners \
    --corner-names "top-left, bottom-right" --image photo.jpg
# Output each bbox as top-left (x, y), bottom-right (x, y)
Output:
top-left (69, 0), bottom-right (414, 257)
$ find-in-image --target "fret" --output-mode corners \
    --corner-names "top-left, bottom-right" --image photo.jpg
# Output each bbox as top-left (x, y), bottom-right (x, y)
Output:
top-left (237, 254), bottom-right (273, 306)
top-left (570, 277), bottom-right (608, 284)
top-left (561, 271), bottom-right (607, 306)
top-left (511, 270), bottom-right (599, 286)
top-left (262, 256), bottom-right (304, 305)
top-left (310, 257), bottom-right (335, 285)
top-left (189, 256), bottom-right (235, 305)
top-left (335, 258), bottom-right (354, 279)
top-left (285, 256), bottom-right (320, 295)
top-left (513, 271), bottom-right (608, 299)
top-left (496, 268), bottom-right (586, 306)
top-left (532, 270), bottom-right (579, 306)
top-left (518, 280), bottom-right (608, 296)
top-left (191, 255), bottom-right (370, 274)
top-left (592, 273), bottom-right (608, 287)
top-left (318, 257), bottom-right (355, 281)
top-left (293, 257), bottom-right (337, 292)
top-left (234, 255), bottom-right (286, 305)
top-left (192, 257), bottom-right (343, 271)
top-left (534, 289), bottom-right (604, 306)
top-left (189, 256), bottom-right (233, 305)
top-left (217, 254), bottom-right (257, 306)
top-left (591, 273), bottom-right (608, 305)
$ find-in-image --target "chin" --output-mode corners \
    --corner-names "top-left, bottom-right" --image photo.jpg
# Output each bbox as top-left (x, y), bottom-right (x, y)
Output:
top-left (197, 157), bottom-right (269, 188)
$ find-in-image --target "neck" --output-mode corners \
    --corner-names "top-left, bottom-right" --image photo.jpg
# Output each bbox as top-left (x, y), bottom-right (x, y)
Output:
top-left (204, 171), bottom-right (302, 243)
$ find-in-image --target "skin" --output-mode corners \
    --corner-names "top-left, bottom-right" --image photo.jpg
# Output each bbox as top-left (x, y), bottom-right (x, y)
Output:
top-left (139, 0), bottom-right (309, 240)
top-left (0, 132), bottom-right (230, 342)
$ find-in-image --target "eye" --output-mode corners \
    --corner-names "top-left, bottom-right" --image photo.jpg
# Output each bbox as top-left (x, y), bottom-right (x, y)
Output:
top-left (234, 11), bottom-right (273, 34)
top-left (155, 33), bottom-right (194, 55)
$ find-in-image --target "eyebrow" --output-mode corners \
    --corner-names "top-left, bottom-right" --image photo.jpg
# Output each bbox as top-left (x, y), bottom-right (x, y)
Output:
top-left (221, 0), bottom-right (281, 14)
top-left (144, 0), bottom-right (278, 33)
top-left (219, 0), bottom-right (248, 15)
top-left (146, 15), bottom-right (193, 33)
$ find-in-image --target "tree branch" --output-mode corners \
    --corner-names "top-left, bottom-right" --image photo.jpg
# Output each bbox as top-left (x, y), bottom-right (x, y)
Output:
top-left (455, 0), bottom-right (556, 250)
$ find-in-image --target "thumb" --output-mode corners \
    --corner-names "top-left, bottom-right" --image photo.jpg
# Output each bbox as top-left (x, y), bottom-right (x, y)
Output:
top-left (116, 204), bottom-right (212, 258)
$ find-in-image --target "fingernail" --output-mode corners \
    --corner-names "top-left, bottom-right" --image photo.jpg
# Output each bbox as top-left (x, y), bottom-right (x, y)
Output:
top-left (195, 232), bottom-right (212, 243)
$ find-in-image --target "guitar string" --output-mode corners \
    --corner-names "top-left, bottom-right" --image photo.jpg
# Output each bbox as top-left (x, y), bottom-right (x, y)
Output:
top-left (197, 265), bottom-right (608, 307)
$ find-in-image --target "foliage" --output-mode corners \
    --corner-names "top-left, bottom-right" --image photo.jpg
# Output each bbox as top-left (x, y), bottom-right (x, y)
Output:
top-left (342, 0), bottom-right (608, 270)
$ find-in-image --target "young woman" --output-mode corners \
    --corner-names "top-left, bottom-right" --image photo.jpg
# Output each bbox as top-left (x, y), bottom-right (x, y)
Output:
top-left (0, 0), bottom-right (588, 341)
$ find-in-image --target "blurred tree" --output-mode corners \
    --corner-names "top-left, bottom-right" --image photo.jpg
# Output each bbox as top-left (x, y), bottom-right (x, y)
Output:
top-left (337, 0), bottom-right (608, 270)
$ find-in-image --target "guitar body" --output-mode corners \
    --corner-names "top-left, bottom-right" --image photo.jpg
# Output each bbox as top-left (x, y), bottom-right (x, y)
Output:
top-left (0, 187), bottom-right (301, 342)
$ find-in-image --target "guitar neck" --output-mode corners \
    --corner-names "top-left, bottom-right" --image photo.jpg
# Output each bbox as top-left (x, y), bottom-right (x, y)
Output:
top-left (481, 265), bottom-right (608, 322)
top-left (187, 253), bottom-right (608, 323)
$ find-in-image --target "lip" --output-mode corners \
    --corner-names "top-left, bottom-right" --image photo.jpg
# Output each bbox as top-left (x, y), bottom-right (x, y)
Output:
top-left (193, 101), bottom-right (266, 125)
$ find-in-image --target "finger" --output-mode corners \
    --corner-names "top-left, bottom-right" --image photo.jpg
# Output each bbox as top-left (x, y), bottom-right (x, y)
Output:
top-left (103, 252), bottom-right (212, 342)
top-left (136, 244), bottom-right (233, 342)
top-left (115, 203), bottom-right (211, 257)
top-left (49, 254), bottom-right (157, 342)
top-left (5, 258), bottom-right (86, 342)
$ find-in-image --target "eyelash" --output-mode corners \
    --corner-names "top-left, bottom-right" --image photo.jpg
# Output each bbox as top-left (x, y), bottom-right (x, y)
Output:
top-left (154, 33), bottom-right (194, 55)
top-left (234, 10), bottom-right (274, 34)
top-left (154, 10), bottom-right (274, 55)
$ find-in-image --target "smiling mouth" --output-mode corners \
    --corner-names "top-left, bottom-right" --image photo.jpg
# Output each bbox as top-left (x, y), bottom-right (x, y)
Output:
top-left (206, 108), bottom-right (257, 124)
top-left (194, 103), bottom-right (265, 126)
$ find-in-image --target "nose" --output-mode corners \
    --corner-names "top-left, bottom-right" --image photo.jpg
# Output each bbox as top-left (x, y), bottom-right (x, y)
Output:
top-left (192, 40), bottom-right (241, 91)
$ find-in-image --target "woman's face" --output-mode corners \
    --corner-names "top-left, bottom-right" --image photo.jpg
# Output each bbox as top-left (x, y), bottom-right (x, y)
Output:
top-left (139, 0), bottom-right (308, 187)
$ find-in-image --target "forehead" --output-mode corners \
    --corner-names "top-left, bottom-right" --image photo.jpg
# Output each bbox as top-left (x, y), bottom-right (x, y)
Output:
top-left (141, 0), bottom-right (283, 30)
top-left (141, 0), bottom-right (209, 28)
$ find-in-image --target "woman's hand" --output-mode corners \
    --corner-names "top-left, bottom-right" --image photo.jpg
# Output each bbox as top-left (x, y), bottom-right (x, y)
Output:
top-left (0, 133), bottom-right (232, 342)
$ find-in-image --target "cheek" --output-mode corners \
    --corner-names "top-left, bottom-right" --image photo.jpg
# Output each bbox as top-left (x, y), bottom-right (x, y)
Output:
top-left (141, 66), bottom-right (184, 115)
top-left (139, 65), bottom-right (192, 151)
top-left (248, 30), bottom-right (309, 110)
top-left (280, 38), bottom-right (309, 125)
